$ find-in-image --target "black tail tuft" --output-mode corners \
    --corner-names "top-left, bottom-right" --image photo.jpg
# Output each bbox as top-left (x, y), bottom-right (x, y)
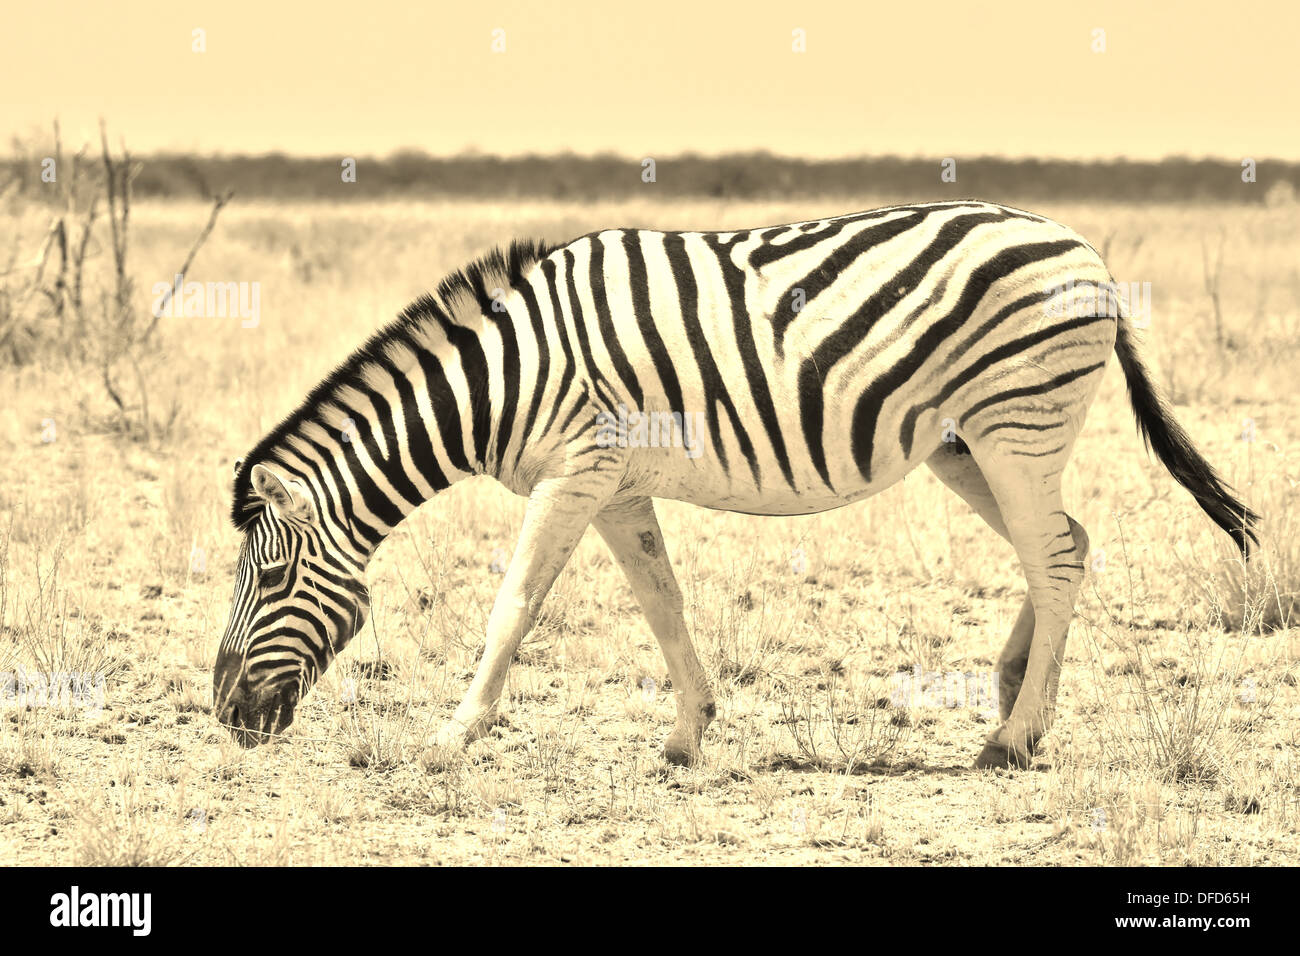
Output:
top-left (1113, 315), bottom-right (1259, 557)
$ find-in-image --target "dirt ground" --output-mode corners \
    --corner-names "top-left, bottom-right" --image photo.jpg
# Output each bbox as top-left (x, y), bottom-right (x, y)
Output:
top-left (1, 197), bottom-right (1297, 865)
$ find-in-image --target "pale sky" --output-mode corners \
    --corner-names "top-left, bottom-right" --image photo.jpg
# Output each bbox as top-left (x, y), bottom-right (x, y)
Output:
top-left (3, 0), bottom-right (1297, 159)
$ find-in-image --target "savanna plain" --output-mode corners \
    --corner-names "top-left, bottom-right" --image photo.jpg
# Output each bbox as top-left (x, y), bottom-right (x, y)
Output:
top-left (1, 192), bottom-right (1298, 865)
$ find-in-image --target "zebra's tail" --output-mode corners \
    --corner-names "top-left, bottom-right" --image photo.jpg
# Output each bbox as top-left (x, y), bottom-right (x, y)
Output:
top-left (1111, 295), bottom-right (1259, 558)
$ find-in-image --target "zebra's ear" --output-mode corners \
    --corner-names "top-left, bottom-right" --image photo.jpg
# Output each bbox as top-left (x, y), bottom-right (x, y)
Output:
top-left (250, 464), bottom-right (316, 523)
top-left (232, 456), bottom-right (244, 478)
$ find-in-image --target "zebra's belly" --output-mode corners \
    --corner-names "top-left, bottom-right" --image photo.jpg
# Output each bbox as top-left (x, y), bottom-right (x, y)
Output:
top-left (617, 430), bottom-right (935, 516)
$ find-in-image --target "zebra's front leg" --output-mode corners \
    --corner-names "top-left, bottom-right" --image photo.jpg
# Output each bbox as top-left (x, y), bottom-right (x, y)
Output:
top-left (593, 496), bottom-right (715, 765)
top-left (430, 462), bottom-right (624, 753)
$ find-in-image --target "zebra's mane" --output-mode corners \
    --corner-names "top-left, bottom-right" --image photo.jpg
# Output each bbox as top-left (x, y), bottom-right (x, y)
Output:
top-left (230, 238), bottom-right (557, 531)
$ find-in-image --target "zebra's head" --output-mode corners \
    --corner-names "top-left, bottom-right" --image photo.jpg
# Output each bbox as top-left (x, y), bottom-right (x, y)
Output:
top-left (214, 462), bottom-right (370, 747)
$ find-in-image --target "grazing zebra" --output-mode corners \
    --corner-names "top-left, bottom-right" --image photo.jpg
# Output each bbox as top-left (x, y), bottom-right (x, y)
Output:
top-left (214, 200), bottom-right (1257, 769)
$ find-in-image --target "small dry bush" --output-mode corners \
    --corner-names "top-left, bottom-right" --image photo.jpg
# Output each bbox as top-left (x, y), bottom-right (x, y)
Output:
top-left (1202, 442), bottom-right (1300, 632)
top-left (778, 668), bottom-right (909, 774)
top-left (1077, 584), bottom-right (1273, 785)
top-left (73, 760), bottom-right (189, 866)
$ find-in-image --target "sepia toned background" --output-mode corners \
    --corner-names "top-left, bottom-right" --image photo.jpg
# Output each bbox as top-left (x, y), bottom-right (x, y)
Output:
top-left (0, 1), bottom-right (1296, 866)
top-left (5, 0), bottom-right (1299, 159)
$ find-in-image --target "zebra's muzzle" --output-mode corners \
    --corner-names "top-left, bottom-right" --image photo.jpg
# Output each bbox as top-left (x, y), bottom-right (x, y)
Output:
top-left (217, 684), bottom-right (299, 748)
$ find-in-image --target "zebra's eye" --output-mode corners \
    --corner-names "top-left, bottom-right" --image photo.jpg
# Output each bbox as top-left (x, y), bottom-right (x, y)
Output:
top-left (258, 563), bottom-right (288, 588)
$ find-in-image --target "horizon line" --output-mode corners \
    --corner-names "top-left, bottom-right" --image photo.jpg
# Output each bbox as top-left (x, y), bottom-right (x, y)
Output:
top-left (5, 145), bottom-right (1297, 165)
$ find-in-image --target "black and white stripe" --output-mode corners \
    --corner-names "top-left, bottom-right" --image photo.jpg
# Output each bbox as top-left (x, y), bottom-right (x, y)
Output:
top-left (215, 200), bottom-right (1257, 767)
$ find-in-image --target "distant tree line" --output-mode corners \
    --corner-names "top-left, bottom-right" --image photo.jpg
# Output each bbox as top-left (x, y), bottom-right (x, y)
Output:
top-left (4, 151), bottom-right (1296, 204)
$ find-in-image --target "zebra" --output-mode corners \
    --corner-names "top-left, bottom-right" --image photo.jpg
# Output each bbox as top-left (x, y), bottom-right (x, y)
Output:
top-left (213, 199), bottom-right (1257, 769)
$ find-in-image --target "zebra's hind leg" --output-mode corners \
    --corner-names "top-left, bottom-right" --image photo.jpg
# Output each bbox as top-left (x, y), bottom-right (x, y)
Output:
top-left (428, 456), bottom-right (625, 755)
top-left (926, 444), bottom-right (1035, 723)
top-left (593, 496), bottom-right (715, 766)
top-left (963, 443), bottom-right (1089, 770)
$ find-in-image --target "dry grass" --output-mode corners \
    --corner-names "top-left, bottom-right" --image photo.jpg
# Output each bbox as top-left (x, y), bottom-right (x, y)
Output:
top-left (0, 195), bottom-right (1297, 865)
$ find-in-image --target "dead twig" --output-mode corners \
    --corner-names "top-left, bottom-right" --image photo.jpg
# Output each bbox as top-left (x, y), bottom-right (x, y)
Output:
top-left (143, 189), bottom-right (233, 342)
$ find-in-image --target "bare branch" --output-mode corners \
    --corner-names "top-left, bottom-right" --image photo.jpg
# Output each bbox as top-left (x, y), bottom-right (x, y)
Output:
top-left (143, 190), bottom-right (233, 342)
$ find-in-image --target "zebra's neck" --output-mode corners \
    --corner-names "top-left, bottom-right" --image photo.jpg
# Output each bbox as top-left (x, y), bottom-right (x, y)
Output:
top-left (232, 240), bottom-right (557, 567)
top-left (238, 315), bottom-right (511, 569)
top-left (322, 321), bottom-right (509, 562)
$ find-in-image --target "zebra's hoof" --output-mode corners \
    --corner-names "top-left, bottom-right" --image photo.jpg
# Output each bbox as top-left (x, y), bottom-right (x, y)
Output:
top-left (429, 711), bottom-right (498, 752)
top-left (424, 721), bottom-right (472, 758)
top-left (972, 740), bottom-right (1033, 770)
top-left (664, 736), bottom-right (702, 767)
